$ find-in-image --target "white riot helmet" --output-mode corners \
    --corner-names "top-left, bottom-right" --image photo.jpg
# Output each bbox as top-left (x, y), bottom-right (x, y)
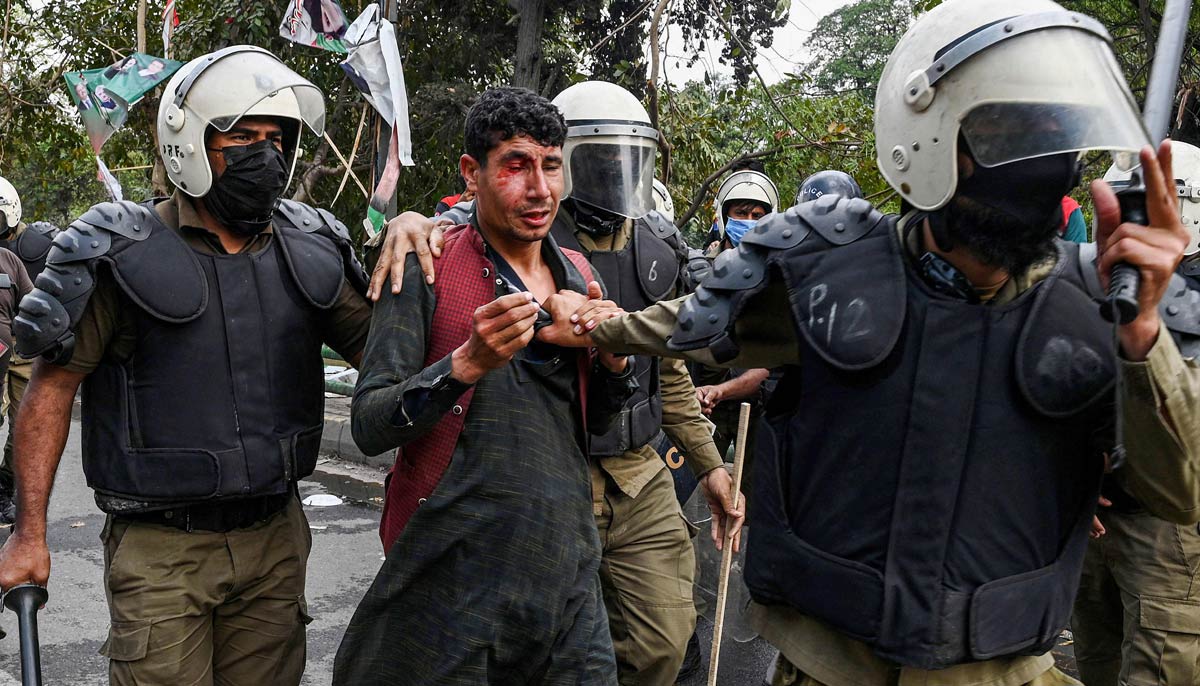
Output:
top-left (157, 45), bottom-right (326, 197)
top-left (1104, 141), bottom-right (1200, 258)
top-left (552, 81), bottom-right (658, 219)
top-left (652, 179), bottom-right (674, 222)
top-left (0, 177), bottom-right (20, 229)
top-left (714, 170), bottom-right (779, 238)
top-left (875, 0), bottom-right (1150, 211)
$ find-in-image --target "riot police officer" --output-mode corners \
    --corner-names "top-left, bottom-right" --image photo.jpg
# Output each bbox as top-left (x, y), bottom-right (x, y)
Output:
top-left (0, 178), bottom-right (56, 524)
top-left (708, 169), bottom-right (779, 255)
top-left (0, 46), bottom-right (374, 684)
top-left (538, 0), bottom-right (1200, 683)
top-left (1069, 140), bottom-right (1200, 686)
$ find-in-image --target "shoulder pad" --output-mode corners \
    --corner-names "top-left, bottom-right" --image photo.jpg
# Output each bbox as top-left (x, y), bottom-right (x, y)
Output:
top-left (669, 242), bottom-right (768, 361)
top-left (633, 220), bottom-right (681, 302)
top-left (73, 201), bottom-right (155, 241)
top-left (641, 210), bottom-right (678, 240)
top-left (1017, 244), bottom-right (1116, 417)
top-left (275, 200), bottom-right (368, 297)
top-left (15, 202), bottom-right (208, 363)
top-left (794, 194), bottom-right (883, 245)
top-left (275, 199), bottom-right (326, 233)
top-left (1159, 272), bottom-right (1200, 337)
top-left (740, 209), bottom-right (812, 250)
top-left (13, 222), bottom-right (57, 262)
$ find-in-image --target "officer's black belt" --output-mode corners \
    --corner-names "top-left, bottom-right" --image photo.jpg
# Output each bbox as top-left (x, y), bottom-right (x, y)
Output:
top-left (117, 493), bottom-right (292, 532)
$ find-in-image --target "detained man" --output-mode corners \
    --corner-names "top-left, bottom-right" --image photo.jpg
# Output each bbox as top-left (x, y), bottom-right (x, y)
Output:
top-left (333, 87), bottom-right (631, 685)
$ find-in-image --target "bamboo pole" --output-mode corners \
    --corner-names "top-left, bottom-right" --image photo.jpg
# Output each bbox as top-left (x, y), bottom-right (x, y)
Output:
top-left (707, 402), bottom-right (750, 685)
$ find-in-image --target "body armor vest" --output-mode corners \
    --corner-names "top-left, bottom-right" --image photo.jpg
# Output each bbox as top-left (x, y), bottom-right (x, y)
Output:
top-left (552, 210), bottom-right (683, 456)
top-left (1, 222), bottom-right (56, 279)
top-left (671, 196), bottom-right (1114, 668)
top-left (16, 199), bottom-right (364, 508)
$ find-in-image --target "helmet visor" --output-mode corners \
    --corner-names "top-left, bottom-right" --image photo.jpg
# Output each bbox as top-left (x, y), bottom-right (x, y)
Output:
top-left (564, 137), bottom-right (656, 218)
top-left (180, 55), bottom-right (326, 136)
top-left (958, 30), bottom-right (1150, 168)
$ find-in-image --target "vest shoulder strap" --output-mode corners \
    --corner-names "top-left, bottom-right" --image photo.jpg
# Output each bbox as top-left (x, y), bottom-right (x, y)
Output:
top-left (276, 199), bottom-right (369, 297)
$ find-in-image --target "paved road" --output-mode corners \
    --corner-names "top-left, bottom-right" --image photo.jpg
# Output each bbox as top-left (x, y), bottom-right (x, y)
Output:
top-left (0, 417), bottom-right (1080, 684)
top-left (0, 420), bottom-right (385, 685)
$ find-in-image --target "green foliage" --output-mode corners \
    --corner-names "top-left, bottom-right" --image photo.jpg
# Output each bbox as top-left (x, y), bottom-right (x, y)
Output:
top-left (660, 75), bottom-right (888, 247)
top-left (801, 0), bottom-right (915, 98)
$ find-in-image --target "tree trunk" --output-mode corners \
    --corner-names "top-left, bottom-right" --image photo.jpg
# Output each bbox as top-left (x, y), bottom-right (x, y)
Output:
top-left (511, 0), bottom-right (546, 90)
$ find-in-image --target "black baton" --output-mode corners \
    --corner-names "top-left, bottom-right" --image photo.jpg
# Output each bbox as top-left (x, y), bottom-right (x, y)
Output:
top-left (4, 584), bottom-right (47, 686)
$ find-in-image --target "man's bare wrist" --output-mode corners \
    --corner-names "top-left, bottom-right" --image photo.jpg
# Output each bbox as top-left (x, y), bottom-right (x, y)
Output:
top-left (450, 346), bottom-right (485, 385)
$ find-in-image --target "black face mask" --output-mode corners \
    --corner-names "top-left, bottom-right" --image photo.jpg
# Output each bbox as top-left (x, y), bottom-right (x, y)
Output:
top-left (203, 140), bottom-right (288, 237)
top-left (565, 197), bottom-right (625, 236)
top-left (945, 152), bottom-right (1080, 274)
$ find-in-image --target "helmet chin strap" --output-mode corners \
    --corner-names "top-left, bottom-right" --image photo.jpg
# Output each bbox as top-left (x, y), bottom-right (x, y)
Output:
top-left (565, 197), bottom-right (625, 236)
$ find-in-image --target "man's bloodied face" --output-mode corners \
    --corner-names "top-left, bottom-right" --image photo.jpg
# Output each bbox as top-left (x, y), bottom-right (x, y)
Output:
top-left (464, 135), bottom-right (564, 244)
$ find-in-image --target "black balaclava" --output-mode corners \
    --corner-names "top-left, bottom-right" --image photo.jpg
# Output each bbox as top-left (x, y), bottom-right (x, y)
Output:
top-left (939, 143), bottom-right (1081, 275)
top-left (203, 139), bottom-right (289, 237)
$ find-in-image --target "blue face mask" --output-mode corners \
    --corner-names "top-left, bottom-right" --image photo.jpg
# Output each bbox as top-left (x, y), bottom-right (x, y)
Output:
top-left (724, 218), bottom-right (756, 246)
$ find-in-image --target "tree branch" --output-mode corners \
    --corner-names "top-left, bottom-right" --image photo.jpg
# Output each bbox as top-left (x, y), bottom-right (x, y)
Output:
top-left (676, 141), bottom-right (827, 228)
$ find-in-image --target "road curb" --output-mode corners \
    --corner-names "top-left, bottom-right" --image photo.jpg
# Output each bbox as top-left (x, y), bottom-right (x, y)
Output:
top-left (320, 395), bottom-right (393, 470)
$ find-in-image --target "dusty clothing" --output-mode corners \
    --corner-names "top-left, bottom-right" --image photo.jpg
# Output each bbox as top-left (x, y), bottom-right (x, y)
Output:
top-left (101, 496), bottom-right (311, 686)
top-left (337, 226), bottom-right (622, 685)
top-left (591, 216), bottom-right (1200, 684)
top-left (1071, 509), bottom-right (1200, 686)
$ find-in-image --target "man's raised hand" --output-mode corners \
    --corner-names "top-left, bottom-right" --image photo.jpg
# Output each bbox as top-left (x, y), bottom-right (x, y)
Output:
top-left (1094, 141), bottom-right (1191, 360)
top-left (450, 292), bottom-right (541, 384)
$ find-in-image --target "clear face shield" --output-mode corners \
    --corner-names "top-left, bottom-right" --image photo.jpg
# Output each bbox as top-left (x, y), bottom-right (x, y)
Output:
top-left (562, 132), bottom-right (657, 219)
top-left (957, 30), bottom-right (1151, 169)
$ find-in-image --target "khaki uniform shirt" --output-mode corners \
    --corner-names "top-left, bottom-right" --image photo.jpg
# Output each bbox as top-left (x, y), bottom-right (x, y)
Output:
top-left (570, 217), bottom-right (724, 503)
top-left (591, 218), bottom-right (1200, 685)
top-left (63, 193), bottom-right (371, 374)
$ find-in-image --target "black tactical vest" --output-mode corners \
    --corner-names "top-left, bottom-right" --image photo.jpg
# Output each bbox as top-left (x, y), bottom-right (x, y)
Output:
top-left (0, 222), bottom-right (56, 279)
top-left (671, 196), bottom-right (1113, 668)
top-left (16, 199), bottom-right (364, 509)
top-left (552, 210), bottom-right (684, 456)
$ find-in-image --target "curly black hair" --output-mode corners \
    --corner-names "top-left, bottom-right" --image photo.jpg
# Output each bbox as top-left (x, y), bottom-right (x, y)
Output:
top-left (464, 87), bottom-right (567, 166)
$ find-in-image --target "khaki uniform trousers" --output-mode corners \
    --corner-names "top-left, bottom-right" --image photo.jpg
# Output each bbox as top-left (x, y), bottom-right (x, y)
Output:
top-left (100, 496), bottom-right (312, 686)
top-left (1072, 509), bottom-right (1200, 686)
top-left (0, 356), bottom-right (31, 488)
top-left (594, 465), bottom-right (697, 685)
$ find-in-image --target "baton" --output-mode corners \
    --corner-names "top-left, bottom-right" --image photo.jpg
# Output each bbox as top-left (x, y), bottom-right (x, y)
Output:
top-left (707, 402), bottom-right (750, 686)
top-left (4, 584), bottom-right (47, 686)
top-left (1104, 0), bottom-right (1193, 324)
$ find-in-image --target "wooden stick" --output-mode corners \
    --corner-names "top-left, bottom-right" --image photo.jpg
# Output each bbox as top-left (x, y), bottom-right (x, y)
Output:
top-left (707, 402), bottom-right (750, 686)
top-left (323, 130), bottom-right (371, 201)
top-left (334, 105), bottom-right (369, 204)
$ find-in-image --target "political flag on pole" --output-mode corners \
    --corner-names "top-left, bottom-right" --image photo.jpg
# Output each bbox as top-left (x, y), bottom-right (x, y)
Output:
top-left (279, 0), bottom-right (350, 53)
top-left (162, 0), bottom-right (179, 55)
